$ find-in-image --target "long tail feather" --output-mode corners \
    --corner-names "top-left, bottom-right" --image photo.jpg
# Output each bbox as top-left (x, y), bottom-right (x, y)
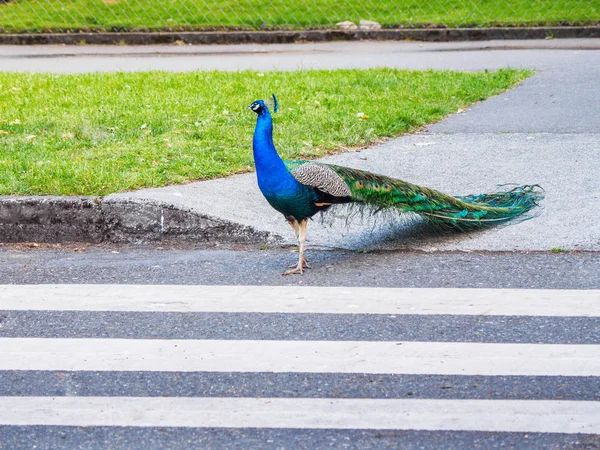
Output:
top-left (327, 164), bottom-right (543, 230)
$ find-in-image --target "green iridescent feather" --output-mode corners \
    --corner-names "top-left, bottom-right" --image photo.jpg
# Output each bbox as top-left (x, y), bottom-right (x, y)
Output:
top-left (285, 160), bottom-right (543, 230)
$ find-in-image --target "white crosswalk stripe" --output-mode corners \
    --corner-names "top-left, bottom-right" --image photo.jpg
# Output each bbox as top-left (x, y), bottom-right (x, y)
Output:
top-left (1, 285), bottom-right (599, 438)
top-left (2, 397), bottom-right (600, 433)
top-left (2, 284), bottom-right (599, 316)
top-left (2, 338), bottom-right (599, 376)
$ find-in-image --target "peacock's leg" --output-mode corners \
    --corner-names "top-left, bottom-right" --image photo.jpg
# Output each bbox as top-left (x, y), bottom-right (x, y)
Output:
top-left (283, 218), bottom-right (309, 275)
top-left (286, 217), bottom-right (300, 239)
top-left (297, 218), bottom-right (310, 268)
top-left (285, 217), bottom-right (309, 271)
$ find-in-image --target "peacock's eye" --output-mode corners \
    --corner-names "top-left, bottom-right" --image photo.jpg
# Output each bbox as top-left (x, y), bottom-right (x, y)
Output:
top-left (355, 181), bottom-right (364, 189)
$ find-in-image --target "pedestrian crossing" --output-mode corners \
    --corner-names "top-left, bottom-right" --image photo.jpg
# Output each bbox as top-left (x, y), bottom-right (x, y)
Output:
top-left (0, 285), bottom-right (599, 447)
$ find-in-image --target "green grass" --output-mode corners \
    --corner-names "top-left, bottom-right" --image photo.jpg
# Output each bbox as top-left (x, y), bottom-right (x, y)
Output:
top-left (0, 0), bottom-right (598, 33)
top-left (0, 68), bottom-right (533, 196)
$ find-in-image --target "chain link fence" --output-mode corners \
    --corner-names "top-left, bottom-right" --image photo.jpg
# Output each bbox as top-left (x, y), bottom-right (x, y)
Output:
top-left (1, 0), bottom-right (599, 34)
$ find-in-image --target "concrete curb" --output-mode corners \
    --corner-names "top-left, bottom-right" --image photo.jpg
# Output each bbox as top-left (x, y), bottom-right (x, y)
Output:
top-left (1, 27), bottom-right (599, 45)
top-left (0, 196), bottom-right (281, 244)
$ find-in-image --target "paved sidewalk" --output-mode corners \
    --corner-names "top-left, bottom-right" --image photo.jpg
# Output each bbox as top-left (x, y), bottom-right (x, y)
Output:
top-left (1, 39), bottom-right (599, 75)
top-left (2, 40), bottom-right (599, 250)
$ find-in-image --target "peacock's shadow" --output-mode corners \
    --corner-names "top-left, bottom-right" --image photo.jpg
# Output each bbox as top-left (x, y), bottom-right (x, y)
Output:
top-left (312, 206), bottom-right (492, 251)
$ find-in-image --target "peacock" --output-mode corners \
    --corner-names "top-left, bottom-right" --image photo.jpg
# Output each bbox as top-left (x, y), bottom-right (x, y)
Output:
top-left (249, 95), bottom-right (542, 275)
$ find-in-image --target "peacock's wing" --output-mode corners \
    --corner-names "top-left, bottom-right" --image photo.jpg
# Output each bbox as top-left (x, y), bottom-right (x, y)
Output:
top-left (287, 162), bottom-right (352, 198)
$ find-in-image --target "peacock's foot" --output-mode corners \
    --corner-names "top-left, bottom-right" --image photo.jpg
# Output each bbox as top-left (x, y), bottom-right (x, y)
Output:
top-left (283, 264), bottom-right (304, 276)
top-left (283, 257), bottom-right (308, 275)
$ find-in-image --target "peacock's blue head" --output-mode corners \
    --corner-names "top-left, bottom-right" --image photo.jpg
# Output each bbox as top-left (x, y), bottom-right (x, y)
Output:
top-left (248, 94), bottom-right (278, 115)
top-left (248, 100), bottom-right (267, 114)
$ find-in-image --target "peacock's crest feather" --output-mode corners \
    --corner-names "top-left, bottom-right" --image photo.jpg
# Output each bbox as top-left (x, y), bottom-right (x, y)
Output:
top-left (265, 94), bottom-right (278, 113)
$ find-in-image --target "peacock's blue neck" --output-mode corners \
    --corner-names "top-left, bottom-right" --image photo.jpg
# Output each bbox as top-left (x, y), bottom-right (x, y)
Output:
top-left (251, 105), bottom-right (320, 220)
top-left (253, 109), bottom-right (293, 194)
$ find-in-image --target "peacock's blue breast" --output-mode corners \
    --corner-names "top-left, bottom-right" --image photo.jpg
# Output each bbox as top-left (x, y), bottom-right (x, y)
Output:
top-left (259, 176), bottom-right (319, 220)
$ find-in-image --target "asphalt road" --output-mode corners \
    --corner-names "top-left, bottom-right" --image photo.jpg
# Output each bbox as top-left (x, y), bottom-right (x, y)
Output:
top-left (1, 243), bottom-right (599, 449)
top-left (0, 244), bottom-right (598, 288)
